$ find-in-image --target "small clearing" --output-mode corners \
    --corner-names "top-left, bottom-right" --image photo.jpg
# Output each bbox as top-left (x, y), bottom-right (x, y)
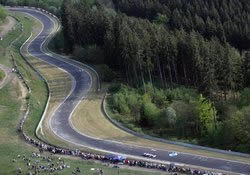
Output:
top-left (0, 64), bottom-right (12, 89)
top-left (0, 16), bottom-right (16, 39)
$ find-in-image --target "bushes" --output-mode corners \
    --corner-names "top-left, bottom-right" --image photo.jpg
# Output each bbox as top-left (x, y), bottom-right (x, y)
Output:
top-left (238, 88), bottom-right (250, 108)
top-left (108, 83), bottom-right (250, 153)
top-left (227, 106), bottom-right (250, 153)
top-left (109, 84), bottom-right (201, 133)
top-left (165, 87), bottom-right (199, 102)
top-left (195, 95), bottom-right (216, 137)
top-left (171, 100), bottom-right (196, 137)
top-left (0, 5), bottom-right (7, 22)
top-left (140, 101), bottom-right (159, 127)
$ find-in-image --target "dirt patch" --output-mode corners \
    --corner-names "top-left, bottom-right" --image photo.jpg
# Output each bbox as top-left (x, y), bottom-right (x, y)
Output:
top-left (0, 64), bottom-right (13, 89)
top-left (0, 16), bottom-right (16, 39)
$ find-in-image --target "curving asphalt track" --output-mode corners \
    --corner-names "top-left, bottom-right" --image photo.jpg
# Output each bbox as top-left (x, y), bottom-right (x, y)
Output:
top-left (8, 7), bottom-right (250, 174)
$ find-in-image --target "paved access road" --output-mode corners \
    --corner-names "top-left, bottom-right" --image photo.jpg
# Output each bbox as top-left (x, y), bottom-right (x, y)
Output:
top-left (8, 7), bottom-right (250, 175)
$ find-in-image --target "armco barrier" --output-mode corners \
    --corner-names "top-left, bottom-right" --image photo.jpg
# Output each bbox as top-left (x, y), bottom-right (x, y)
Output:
top-left (12, 26), bottom-right (223, 175)
top-left (102, 94), bottom-right (250, 158)
top-left (5, 6), bottom-right (237, 175)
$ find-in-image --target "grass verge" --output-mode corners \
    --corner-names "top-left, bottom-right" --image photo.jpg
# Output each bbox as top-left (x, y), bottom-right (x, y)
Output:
top-left (0, 68), bottom-right (5, 81)
top-left (70, 82), bottom-right (250, 164)
top-left (0, 82), bottom-right (162, 175)
top-left (0, 11), bottom-right (163, 175)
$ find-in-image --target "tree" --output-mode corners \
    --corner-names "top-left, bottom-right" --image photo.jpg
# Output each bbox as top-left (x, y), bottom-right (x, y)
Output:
top-left (0, 6), bottom-right (6, 22)
top-left (140, 99), bottom-right (159, 127)
top-left (165, 107), bottom-right (177, 128)
top-left (127, 93), bottom-right (141, 123)
top-left (239, 88), bottom-right (250, 108)
top-left (195, 95), bottom-right (217, 136)
top-left (154, 13), bottom-right (168, 25)
top-left (228, 107), bottom-right (250, 152)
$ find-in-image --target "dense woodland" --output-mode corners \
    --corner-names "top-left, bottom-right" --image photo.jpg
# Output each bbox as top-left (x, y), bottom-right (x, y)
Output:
top-left (1, 0), bottom-right (250, 153)
top-left (60, 0), bottom-right (249, 97)
top-left (59, 0), bottom-right (250, 153)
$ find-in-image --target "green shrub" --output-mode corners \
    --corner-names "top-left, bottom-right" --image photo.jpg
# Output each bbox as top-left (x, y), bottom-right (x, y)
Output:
top-left (239, 88), bottom-right (250, 108)
top-left (171, 100), bottom-right (197, 137)
top-left (111, 93), bottom-right (130, 115)
top-left (127, 93), bottom-right (141, 122)
top-left (152, 88), bottom-right (168, 108)
top-left (140, 101), bottom-right (160, 127)
top-left (165, 87), bottom-right (199, 102)
top-left (0, 6), bottom-right (7, 22)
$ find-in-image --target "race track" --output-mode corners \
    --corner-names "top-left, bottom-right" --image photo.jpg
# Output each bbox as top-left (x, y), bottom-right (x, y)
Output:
top-left (9, 7), bottom-right (250, 174)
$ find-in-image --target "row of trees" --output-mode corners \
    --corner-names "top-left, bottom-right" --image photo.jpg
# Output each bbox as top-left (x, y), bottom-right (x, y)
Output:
top-left (112, 0), bottom-right (250, 51)
top-left (108, 84), bottom-right (250, 153)
top-left (0, 5), bottom-right (7, 22)
top-left (59, 0), bottom-right (250, 152)
top-left (61, 0), bottom-right (246, 99)
top-left (0, 0), bottom-right (62, 16)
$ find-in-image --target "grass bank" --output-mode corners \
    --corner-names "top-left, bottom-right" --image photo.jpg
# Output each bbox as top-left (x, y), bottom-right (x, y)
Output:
top-left (0, 83), bottom-right (161, 175)
top-left (0, 68), bottom-right (5, 81)
top-left (7, 12), bottom-right (48, 140)
top-left (0, 11), bottom-right (163, 175)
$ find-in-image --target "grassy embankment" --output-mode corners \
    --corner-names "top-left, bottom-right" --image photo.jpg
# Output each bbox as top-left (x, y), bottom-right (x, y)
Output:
top-left (0, 69), bottom-right (4, 81)
top-left (44, 4), bottom-right (250, 167)
top-left (0, 84), bottom-right (160, 175)
top-left (0, 11), bottom-right (163, 175)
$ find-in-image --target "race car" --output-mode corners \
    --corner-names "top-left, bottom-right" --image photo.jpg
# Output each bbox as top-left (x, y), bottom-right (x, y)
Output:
top-left (143, 152), bottom-right (157, 158)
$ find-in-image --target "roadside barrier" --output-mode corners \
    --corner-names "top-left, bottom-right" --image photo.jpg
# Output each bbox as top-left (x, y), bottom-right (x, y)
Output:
top-left (11, 6), bottom-right (228, 175)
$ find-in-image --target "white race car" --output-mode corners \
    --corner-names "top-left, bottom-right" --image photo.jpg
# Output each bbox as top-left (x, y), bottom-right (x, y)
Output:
top-left (143, 153), bottom-right (157, 158)
top-left (169, 152), bottom-right (178, 157)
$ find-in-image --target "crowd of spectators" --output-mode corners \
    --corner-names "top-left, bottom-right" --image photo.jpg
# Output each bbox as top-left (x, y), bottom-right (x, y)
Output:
top-left (13, 152), bottom-right (74, 174)
top-left (13, 6), bottom-right (227, 175)
top-left (17, 103), bottom-right (226, 175)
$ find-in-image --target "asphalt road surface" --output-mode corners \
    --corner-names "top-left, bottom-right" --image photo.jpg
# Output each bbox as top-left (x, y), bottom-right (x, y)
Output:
top-left (8, 7), bottom-right (250, 174)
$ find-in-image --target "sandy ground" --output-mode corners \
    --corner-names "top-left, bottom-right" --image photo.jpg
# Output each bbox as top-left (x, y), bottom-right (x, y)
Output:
top-left (0, 16), bottom-right (16, 39)
top-left (0, 64), bottom-right (13, 89)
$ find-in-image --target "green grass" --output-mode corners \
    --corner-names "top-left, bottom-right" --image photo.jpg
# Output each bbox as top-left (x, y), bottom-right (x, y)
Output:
top-left (4, 13), bottom-right (48, 140)
top-left (0, 84), bottom-right (30, 175)
top-left (0, 13), bottom-right (163, 175)
top-left (0, 17), bottom-right (21, 48)
top-left (0, 69), bottom-right (4, 81)
top-left (0, 79), bottom-right (161, 175)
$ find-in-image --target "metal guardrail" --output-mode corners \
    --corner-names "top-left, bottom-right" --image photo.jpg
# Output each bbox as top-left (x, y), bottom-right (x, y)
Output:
top-left (102, 94), bottom-right (250, 158)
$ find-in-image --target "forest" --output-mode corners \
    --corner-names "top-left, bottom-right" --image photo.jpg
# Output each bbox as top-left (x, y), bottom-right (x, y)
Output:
top-left (1, 0), bottom-right (250, 153)
top-left (59, 0), bottom-right (250, 153)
